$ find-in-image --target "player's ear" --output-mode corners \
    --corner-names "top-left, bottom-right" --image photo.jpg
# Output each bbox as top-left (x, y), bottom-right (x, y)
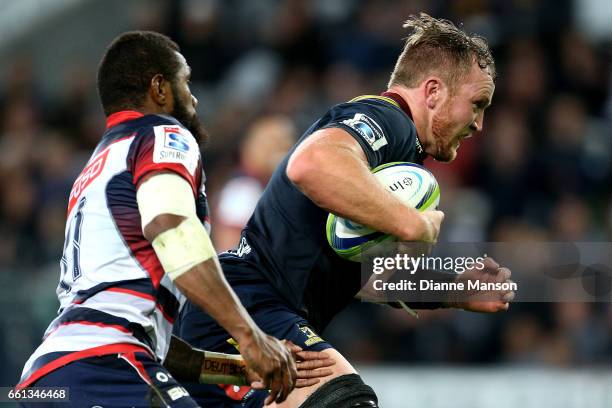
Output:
top-left (424, 77), bottom-right (444, 109)
top-left (150, 74), bottom-right (171, 107)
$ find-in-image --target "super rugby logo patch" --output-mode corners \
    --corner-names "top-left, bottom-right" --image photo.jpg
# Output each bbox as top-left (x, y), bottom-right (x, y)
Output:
top-left (164, 130), bottom-right (190, 153)
top-left (153, 125), bottom-right (199, 175)
top-left (342, 113), bottom-right (387, 151)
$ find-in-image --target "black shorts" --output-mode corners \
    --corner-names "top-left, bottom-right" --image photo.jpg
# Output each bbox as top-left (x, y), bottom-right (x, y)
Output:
top-left (174, 263), bottom-right (332, 407)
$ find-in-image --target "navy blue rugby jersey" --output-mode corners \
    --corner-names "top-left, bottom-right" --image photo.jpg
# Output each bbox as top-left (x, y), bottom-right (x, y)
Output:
top-left (221, 93), bottom-right (427, 331)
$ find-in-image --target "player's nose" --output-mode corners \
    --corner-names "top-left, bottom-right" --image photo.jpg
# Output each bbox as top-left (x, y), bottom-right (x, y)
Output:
top-left (471, 113), bottom-right (484, 132)
top-left (191, 94), bottom-right (198, 109)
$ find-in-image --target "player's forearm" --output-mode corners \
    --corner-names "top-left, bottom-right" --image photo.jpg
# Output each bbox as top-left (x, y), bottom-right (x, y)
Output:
top-left (174, 258), bottom-right (259, 345)
top-left (145, 217), bottom-right (259, 344)
top-left (287, 130), bottom-right (427, 241)
top-left (138, 174), bottom-right (261, 345)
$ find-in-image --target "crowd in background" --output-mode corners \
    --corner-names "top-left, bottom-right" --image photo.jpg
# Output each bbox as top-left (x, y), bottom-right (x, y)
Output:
top-left (0, 0), bottom-right (611, 384)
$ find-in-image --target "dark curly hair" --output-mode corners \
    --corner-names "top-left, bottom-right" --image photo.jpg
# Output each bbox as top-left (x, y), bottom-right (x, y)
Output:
top-left (97, 31), bottom-right (181, 116)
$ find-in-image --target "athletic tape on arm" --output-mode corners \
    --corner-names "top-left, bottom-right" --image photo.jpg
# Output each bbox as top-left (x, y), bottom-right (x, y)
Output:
top-left (137, 173), bottom-right (216, 280)
top-left (137, 172), bottom-right (197, 227)
top-left (200, 351), bottom-right (248, 386)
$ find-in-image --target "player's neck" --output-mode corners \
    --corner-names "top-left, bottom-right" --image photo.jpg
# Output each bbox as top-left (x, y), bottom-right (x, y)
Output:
top-left (137, 98), bottom-right (173, 117)
top-left (387, 85), bottom-right (431, 154)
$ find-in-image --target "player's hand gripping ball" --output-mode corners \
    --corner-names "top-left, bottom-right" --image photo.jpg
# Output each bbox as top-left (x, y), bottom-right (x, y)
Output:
top-left (326, 162), bottom-right (440, 262)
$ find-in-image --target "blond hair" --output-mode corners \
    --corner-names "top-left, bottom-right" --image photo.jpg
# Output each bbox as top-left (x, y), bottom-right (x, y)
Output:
top-left (388, 13), bottom-right (495, 89)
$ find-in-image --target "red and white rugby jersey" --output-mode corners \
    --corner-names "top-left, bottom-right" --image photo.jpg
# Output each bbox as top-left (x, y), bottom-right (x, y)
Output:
top-left (19, 111), bottom-right (210, 388)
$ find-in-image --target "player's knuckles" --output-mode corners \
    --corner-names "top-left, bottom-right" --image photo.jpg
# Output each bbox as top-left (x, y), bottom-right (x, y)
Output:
top-left (322, 358), bottom-right (335, 367)
top-left (298, 360), bottom-right (323, 370)
top-left (303, 368), bottom-right (332, 378)
top-left (497, 267), bottom-right (511, 280)
top-left (483, 257), bottom-right (500, 270)
top-left (296, 361), bottom-right (311, 370)
top-left (298, 350), bottom-right (323, 360)
top-left (319, 368), bottom-right (333, 376)
top-left (298, 369), bottom-right (317, 378)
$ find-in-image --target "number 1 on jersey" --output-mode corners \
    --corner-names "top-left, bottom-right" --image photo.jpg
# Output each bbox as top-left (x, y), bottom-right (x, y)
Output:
top-left (60, 197), bottom-right (86, 292)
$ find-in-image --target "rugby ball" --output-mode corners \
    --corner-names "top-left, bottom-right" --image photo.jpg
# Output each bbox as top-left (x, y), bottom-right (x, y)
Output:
top-left (326, 162), bottom-right (439, 262)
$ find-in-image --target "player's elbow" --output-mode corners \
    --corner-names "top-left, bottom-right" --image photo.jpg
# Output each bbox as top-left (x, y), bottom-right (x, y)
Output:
top-left (286, 148), bottom-right (339, 211)
top-left (286, 149), bottom-right (317, 188)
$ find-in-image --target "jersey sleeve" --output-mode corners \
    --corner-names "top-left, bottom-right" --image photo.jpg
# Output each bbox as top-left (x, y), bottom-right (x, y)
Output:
top-left (320, 100), bottom-right (419, 168)
top-left (128, 123), bottom-right (201, 196)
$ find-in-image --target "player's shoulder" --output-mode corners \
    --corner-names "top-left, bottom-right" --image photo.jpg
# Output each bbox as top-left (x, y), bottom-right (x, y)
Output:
top-left (127, 114), bottom-right (200, 175)
top-left (330, 95), bottom-right (415, 131)
top-left (130, 114), bottom-right (198, 152)
top-left (321, 94), bottom-right (417, 150)
top-left (336, 94), bottom-right (406, 115)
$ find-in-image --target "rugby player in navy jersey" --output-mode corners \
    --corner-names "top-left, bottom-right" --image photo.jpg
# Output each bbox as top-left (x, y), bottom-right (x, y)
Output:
top-left (17, 31), bottom-right (335, 407)
top-left (176, 14), bottom-right (514, 407)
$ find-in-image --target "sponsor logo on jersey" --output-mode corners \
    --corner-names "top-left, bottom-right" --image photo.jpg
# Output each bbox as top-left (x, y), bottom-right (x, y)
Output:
top-left (167, 386), bottom-right (190, 401)
top-left (68, 149), bottom-right (109, 215)
top-left (164, 128), bottom-right (190, 153)
top-left (342, 113), bottom-right (387, 151)
top-left (415, 135), bottom-right (424, 154)
top-left (299, 325), bottom-right (325, 347)
top-left (235, 237), bottom-right (252, 257)
top-left (156, 371), bottom-right (169, 382)
top-left (153, 125), bottom-right (199, 175)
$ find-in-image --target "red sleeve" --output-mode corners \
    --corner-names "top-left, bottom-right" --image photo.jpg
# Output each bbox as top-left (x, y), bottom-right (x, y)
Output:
top-left (129, 124), bottom-right (201, 196)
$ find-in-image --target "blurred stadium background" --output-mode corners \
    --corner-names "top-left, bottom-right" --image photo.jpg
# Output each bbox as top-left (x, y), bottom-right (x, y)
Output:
top-left (0, 0), bottom-right (611, 406)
